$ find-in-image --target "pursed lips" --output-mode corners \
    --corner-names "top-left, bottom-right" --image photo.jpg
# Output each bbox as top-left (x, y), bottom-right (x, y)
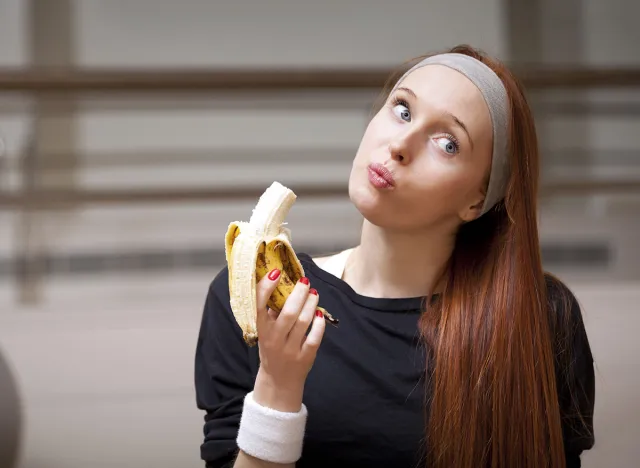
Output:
top-left (368, 163), bottom-right (396, 186)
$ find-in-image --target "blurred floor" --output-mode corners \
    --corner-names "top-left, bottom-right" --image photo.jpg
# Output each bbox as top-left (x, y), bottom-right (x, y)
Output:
top-left (0, 270), bottom-right (638, 468)
top-left (0, 271), bottom-right (211, 468)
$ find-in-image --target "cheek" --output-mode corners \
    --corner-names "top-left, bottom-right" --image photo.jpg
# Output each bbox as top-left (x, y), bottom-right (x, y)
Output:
top-left (355, 114), bottom-right (397, 159)
top-left (409, 151), bottom-right (483, 204)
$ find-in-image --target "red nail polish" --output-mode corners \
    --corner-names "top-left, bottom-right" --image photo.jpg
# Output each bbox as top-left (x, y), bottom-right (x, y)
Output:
top-left (309, 288), bottom-right (318, 295)
top-left (315, 309), bottom-right (323, 318)
top-left (268, 269), bottom-right (281, 281)
top-left (299, 277), bottom-right (310, 285)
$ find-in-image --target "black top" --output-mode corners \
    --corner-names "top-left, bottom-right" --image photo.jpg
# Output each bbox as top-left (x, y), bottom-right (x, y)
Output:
top-left (194, 252), bottom-right (595, 468)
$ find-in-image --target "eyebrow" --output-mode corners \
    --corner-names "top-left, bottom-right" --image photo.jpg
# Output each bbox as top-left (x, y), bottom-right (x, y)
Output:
top-left (446, 112), bottom-right (474, 150)
top-left (396, 86), bottom-right (475, 150)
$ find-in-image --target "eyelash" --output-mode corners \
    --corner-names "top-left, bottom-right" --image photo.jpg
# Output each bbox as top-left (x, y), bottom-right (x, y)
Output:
top-left (391, 96), bottom-right (410, 110)
top-left (390, 95), bottom-right (461, 154)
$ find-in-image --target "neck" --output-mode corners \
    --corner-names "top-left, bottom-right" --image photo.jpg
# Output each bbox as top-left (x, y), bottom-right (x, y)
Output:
top-left (344, 219), bottom-right (456, 299)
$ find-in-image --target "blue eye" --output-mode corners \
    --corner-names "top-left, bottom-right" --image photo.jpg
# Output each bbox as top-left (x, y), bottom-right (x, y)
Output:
top-left (392, 103), bottom-right (411, 122)
top-left (435, 136), bottom-right (459, 154)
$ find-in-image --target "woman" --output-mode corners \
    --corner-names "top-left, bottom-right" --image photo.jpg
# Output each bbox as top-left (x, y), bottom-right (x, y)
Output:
top-left (194, 45), bottom-right (595, 468)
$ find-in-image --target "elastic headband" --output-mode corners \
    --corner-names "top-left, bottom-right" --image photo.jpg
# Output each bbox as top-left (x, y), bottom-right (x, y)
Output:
top-left (390, 53), bottom-right (510, 215)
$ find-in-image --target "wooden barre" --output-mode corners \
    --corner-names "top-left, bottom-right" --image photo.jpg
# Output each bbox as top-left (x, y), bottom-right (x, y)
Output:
top-left (1, 181), bottom-right (639, 208)
top-left (0, 67), bottom-right (640, 92)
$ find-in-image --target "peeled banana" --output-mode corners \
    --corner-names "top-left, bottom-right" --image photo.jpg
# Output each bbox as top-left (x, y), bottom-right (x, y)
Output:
top-left (224, 181), bottom-right (338, 346)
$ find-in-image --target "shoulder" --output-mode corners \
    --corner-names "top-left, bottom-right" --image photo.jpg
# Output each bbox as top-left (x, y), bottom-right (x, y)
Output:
top-left (543, 273), bottom-right (594, 353)
top-left (543, 272), bottom-right (578, 311)
top-left (199, 265), bottom-right (237, 333)
top-left (309, 254), bottom-right (332, 270)
top-left (297, 251), bottom-right (335, 275)
top-left (208, 264), bottom-right (230, 300)
top-left (543, 273), bottom-right (595, 395)
top-left (197, 264), bottom-right (256, 363)
top-left (543, 272), bottom-right (595, 397)
top-left (543, 272), bottom-right (588, 340)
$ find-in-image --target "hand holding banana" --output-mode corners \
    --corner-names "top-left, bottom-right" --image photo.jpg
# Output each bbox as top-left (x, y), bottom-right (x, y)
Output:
top-left (250, 267), bottom-right (326, 412)
top-left (224, 181), bottom-right (338, 346)
top-left (224, 181), bottom-right (339, 413)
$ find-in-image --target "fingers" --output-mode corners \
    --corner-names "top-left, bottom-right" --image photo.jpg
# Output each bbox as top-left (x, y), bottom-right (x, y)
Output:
top-left (285, 288), bottom-right (319, 349)
top-left (272, 277), bottom-right (312, 337)
top-left (256, 270), bottom-right (327, 357)
top-left (302, 309), bottom-right (326, 356)
top-left (256, 268), bottom-right (282, 330)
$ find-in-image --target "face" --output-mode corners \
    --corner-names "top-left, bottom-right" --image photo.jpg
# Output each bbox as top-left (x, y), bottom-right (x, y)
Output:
top-left (348, 64), bottom-right (495, 232)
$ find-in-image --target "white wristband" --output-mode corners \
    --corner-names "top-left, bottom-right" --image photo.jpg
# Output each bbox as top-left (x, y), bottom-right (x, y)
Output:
top-left (236, 391), bottom-right (308, 464)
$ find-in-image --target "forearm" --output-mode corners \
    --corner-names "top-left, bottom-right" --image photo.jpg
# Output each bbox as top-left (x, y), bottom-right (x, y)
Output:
top-left (233, 451), bottom-right (295, 468)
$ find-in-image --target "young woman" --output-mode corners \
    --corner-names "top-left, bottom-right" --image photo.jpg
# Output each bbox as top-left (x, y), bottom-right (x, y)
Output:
top-left (194, 45), bottom-right (596, 468)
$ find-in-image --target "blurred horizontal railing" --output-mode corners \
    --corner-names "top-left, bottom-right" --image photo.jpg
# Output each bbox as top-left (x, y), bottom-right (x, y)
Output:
top-left (0, 66), bottom-right (640, 91)
top-left (2, 181), bottom-right (640, 209)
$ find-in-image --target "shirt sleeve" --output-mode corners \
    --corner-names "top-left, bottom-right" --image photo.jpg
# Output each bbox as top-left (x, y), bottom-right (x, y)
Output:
top-left (546, 275), bottom-right (596, 467)
top-left (194, 266), bottom-right (260, 467)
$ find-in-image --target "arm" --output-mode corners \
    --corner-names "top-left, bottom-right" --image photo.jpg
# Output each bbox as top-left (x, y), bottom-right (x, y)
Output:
top-left (195, 267), bottom-right (324, 468)
top-left (562, 342), bottom-right (594, 468)
top-left (562, 297), bottom-right (595, 468)
top-left (545, 275), bottom-right (596, 467)
top-left (196, 268), bottom-right (291, 468)
top-left (232, 452), bottom-right (294, 468)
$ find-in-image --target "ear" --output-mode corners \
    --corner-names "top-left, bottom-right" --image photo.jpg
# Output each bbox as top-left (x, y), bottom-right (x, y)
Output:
top-left (459, 194), bottom-right (485, 223)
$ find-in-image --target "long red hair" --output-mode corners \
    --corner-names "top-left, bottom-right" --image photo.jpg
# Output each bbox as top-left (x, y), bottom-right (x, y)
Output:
top-left (378, 45), bottom-right (567, 467)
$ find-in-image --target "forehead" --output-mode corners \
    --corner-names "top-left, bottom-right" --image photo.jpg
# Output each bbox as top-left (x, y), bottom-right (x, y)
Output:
top-left (397, 65), bottom-right (490, 127)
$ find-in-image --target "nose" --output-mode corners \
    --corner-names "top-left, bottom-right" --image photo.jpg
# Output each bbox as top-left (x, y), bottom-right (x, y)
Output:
top-left (388, 126), bottom-right (421, 164)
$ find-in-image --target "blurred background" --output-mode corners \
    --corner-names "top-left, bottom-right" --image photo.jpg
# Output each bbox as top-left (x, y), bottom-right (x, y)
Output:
top-left (0, 1), bottom-right (638, 467)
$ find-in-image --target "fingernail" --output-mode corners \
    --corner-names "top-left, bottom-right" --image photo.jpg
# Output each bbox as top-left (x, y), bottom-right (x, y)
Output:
top-left (309, 288), bottom-right (318, 295)
top-left (299, 277), bottom-right (310, 285)
top-left (315, 309), bottom-right (323, 318)
top-left (268, 269), bottom-right (281, 281)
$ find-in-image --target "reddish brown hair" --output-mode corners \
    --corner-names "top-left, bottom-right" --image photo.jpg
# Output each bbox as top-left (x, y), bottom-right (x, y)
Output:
top-left (379, 45), bottom-right (567, 467)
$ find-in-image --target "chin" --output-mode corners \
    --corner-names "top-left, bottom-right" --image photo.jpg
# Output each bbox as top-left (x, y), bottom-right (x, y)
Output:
top-left (348, 176), bottom-right (449, 231)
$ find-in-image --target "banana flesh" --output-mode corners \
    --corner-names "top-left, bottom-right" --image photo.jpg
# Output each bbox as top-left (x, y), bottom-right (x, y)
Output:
top-left (225, 181), bottom-right (338, 346)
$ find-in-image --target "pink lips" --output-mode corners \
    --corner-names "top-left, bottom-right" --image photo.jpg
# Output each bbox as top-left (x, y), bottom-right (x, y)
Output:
top-left (367, 163), bottom-right (395, 189)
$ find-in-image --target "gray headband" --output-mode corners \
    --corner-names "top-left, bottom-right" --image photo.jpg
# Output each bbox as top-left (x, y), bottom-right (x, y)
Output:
top-left (390, 53), bottom-right (510, 215)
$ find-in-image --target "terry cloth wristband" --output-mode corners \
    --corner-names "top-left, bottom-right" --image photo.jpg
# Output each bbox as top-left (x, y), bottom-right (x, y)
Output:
top-left (236, 391), bottom-right (308, 464)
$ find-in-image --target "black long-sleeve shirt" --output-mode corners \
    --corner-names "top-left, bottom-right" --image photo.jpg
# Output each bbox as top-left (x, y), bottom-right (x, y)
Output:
top-left (194, 252), bottom-right (595, 467)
